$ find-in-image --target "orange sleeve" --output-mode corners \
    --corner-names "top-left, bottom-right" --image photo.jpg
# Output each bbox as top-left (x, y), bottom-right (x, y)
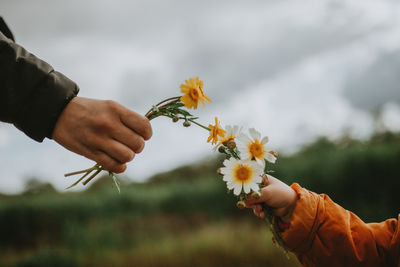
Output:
top-left (281, 184), bottom-right (400, 267)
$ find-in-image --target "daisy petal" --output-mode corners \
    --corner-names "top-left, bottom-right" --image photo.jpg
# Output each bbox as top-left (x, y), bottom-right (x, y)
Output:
top-left (249, 128), bottom-right (261, 140)
top-left (222, 175), bottom-right (232, 182)
top-left (237, 133), bottom-right (250, 144)
top-left (243, 184), bottom-right (251, 194)
top-left (254, 175), bottom-right (262, 184)
top-left (233, 184), bottom-right (242, 196)
top-left (265, 153), bottom-right (277, 163)
top-left (250, 183), bottom-right (260, 192)
top-left (261, 136), bottom-right (269, 144)
top-left (227, 182), bottom-right (235, 190)
top-left (255, 158), bottom-right (266, 168)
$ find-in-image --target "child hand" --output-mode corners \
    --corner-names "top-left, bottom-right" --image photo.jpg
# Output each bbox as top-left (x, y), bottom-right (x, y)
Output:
top-left (245, 175), bottom-right (298, 224)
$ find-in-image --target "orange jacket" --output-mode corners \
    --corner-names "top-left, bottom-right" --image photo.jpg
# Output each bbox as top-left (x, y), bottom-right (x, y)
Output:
top-left (282, 184), bottom-right (400, 267)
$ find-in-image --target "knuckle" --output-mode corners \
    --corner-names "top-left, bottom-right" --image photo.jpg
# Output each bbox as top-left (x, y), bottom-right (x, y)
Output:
top-left (104, 100), bottom-right (119, 111)
top-left (96, 118), bottom-right (114, 131)
top-left (96, 154), bottom-right (110, 169)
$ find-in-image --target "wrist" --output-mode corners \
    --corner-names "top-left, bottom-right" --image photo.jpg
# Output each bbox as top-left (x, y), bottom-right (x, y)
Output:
top-left (280, 187), bottom-right (298, 224)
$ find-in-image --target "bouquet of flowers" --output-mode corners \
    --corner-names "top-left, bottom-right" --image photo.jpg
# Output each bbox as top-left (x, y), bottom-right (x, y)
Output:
top-left (65, 77), bottom-right (286, 250)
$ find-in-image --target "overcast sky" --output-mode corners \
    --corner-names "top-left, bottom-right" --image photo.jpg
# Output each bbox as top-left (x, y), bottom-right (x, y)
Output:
top-left (1, 0), bottom-right (400, 193)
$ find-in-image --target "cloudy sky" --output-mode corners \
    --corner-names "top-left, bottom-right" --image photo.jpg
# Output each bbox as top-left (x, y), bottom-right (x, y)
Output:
top-left (1, 0), bottom-right (400, 193)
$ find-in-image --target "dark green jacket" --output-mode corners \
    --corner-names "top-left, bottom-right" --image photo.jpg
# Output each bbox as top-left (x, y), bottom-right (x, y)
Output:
top-left (0, 17), bottom-right (79, 142)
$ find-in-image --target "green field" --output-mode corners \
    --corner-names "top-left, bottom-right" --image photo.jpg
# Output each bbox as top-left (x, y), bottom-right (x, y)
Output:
top-left (1, 132), bottom-right (399, 267)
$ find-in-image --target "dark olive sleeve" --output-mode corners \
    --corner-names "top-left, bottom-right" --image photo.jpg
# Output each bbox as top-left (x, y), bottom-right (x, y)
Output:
top-left (0, 31), bottom-right (79, 142)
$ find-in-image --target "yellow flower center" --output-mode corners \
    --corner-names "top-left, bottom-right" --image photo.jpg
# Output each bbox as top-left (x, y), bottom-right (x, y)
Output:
top-left (233, 164), bottom-right (253, 183)
top-left (189, 88), bottom-right (200, 100)
top-left (248, 139), bottom-right (265, 159)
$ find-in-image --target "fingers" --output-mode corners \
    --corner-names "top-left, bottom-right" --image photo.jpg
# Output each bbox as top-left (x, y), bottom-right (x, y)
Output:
top-left (100, 139), bottom-right (135, 164)
top-left (111, 126), bottom-right (145, 154)
top-left (273, 207), bottom-right (289, 217)
top-left (245, 186), bottom-right (271, 206)
top-left (262, 174), bottom-right (271, 186)
top-left (119, 106), bottom-right (153, 140)
top-left (251, 204), bottom-right (266, 219)
top-left (93, 151), bottom-right (127, 173)
top-left (75, 142), bottom-right (127, 173)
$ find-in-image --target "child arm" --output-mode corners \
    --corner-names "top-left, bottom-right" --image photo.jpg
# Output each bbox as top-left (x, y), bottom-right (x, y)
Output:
top-left (282, 184), bottom-right (399, 267)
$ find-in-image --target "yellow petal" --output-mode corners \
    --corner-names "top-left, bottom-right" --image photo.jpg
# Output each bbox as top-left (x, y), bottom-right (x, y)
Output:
top-left (180, 84), bottom-right (190, 93)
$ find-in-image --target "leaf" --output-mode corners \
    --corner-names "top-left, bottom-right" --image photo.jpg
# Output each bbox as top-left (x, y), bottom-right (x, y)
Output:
top-left (169, 102), bottom-right (184, 108)
top-left (110, 172), bottom-right (121, 194)
top-left (176, 109), bottom-right (192, 116)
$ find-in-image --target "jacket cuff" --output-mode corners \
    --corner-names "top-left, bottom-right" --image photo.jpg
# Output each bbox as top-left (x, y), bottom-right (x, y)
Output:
top-left (281, 183), bottom-right (325, 254)
top-left (14, 71), bottom-right (79, 142)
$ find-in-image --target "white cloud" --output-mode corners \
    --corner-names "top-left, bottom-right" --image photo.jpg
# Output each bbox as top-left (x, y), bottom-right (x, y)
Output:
top-left (1, 0), bottom-right (400, 193)
top-left (382, 103), bottom-right (400, 132)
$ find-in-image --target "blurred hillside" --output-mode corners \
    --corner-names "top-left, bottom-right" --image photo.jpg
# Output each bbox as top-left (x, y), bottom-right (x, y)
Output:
top-left (0, 132), bottom-right (399, 266)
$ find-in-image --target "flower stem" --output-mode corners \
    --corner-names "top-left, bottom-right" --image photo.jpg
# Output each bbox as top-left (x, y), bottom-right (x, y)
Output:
top-left (64, 166), bottom-right (96, 177)
top-left (154, 96), bottom-right (181, 107)
top-left (145, 96), bottom-right (181, 118)
top-left (82, 169), bottom-right (102, 185)
top-left (261, 203), bottom-right (288, 254)
top-left (65, 168), bottom-right (94, 189)
top-left (188, 118), bottom-right (210, 131)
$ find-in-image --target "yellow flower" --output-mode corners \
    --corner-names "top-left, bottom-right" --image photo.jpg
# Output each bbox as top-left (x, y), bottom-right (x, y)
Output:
top-left (180, 77), bottom-right (210, 109)
top-left (207, 117), bottom-right (226, 145)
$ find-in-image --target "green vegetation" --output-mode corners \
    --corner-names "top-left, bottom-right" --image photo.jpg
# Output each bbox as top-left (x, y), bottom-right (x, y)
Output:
top-left (0, 132), bottom-right (399, 266)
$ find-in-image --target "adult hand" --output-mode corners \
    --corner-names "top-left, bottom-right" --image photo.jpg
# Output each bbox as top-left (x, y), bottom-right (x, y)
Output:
top-left (245, 175), bottom-right (298, 223)
top-left (52, 97), bottom-right (152, 173)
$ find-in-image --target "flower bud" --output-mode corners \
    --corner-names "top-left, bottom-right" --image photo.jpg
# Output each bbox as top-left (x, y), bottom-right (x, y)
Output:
top-left (218, 146), bottom-right (226, 154)
top-left (236, 200), bottom-right (246, 209)
top-left (226, 140), bottom-right (236, 150)
top-left (269, 150), bottom-right (278, 159)
top-left (251, 191), bottom-right (262, 200)
top-left (183, 121), bottom-right (191, 127)
top-left (172, 117), bottom-right (179, 123)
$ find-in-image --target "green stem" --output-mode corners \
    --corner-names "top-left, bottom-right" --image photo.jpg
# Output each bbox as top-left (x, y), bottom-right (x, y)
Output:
top-left (64, 166), bottom-right (96, 177)
top-left (154, 96), bottom-right (181, 107)
top-left (82, 169), bottom-right (102, 185)
top-left (145, 96), bottom-right (181, 118)
top-left (188, 118), bottom-right (211, 131)
top-left (65, 169), bottom-right (94, 189)
top-left (229, 149), bottom-right (241, 160)
top-left (261, 203), bottom-right (288, 253)
top-left (157, 99), bottom-right (180, 110)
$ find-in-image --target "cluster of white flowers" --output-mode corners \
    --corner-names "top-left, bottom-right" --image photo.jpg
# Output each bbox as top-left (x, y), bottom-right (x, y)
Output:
top-left (210, 124), bottom-right (277, 196)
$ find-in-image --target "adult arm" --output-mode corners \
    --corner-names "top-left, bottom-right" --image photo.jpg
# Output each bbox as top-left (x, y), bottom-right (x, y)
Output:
top-left (0, 31), bottom-right (78, 142)
top-left (0, 29), bottom-right (152, 173)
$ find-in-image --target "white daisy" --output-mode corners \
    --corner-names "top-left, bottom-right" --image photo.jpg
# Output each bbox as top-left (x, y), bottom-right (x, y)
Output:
top-left (237, 128), bottom-right (277, 166)
top-left (220, 158), bottom-right (264, 196)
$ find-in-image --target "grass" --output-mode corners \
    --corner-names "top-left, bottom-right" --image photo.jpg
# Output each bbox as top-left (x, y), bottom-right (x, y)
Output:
top-left (1, 132), bottom-right (399, 266)
top-left (4, 219), bottom-right (300, 267)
